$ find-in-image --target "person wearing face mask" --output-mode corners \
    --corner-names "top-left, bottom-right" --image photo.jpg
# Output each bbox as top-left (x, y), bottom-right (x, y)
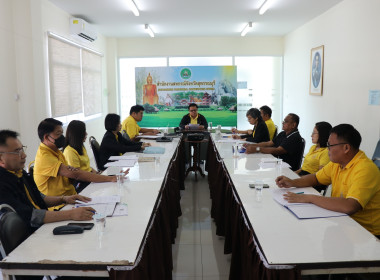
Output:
top-left (34, 118), bottom-right (125, 210)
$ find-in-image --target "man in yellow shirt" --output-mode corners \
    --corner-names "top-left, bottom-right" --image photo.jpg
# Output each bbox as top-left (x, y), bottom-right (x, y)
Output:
top-left (121, 105), bottom-right (160, 141)
top-left (179, 103), bottom-right (208, 130)
top-left (276, 124), bottom-right (380, 236)
top-left (34, 118), bottom-right (121, 208)
top-left (260, 105), bottom-right (276, 140)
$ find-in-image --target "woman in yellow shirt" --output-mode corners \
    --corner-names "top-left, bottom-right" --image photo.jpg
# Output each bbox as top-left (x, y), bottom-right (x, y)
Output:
top-left (296, 121), bottom-right (332, 192)
top-left (63, 120), bottom-right (97, 191)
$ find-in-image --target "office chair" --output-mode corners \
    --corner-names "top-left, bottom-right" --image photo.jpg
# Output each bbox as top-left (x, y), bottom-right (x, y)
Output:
top-left (273, 125), bottom-right (278, 139)
top-left (89, 136), bottom-right (101, 171)
top-left (372, 139), bottom-right (380, 169)
top-left (121, 129), bottom-right (131, 141)
top-left (295, 138), bottom-right (306, 171)
top-left (0, 204), bottom-right (30, 259)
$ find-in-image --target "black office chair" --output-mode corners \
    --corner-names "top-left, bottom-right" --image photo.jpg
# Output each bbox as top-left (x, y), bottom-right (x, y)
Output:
top-left (273, 125), bottom-right (278, 139)
top-left (372, 139), bottom-right (380, 169)
top-left (89, 136), bottom-right (101, 171)
top-left (295, 137), bottom-right (306, 171)
top-left (121, 129), bottom-right (131, 141)
top-left (0, 204), bottom-right (30, 259)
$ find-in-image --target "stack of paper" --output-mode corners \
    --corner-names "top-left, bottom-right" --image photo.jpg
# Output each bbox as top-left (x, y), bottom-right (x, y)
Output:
top-left (272, 188), bottom-right (347, 219)
top-left (75, 195), bottom-right (128, 217)
top-left (104, 159), bottom-right (137, 167)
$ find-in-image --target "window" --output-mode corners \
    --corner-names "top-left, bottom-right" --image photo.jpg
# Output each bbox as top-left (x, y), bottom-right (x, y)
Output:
top-left (47, 33), bottom-right (102, 123)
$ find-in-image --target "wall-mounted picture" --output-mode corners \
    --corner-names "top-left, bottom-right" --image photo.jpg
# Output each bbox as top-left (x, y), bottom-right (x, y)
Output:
top-left (309, 45), bottom-right (324, 96)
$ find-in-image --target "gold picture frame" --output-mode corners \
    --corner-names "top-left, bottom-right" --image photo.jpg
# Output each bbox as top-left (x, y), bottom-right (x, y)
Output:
top-left (309, 45), bottom-right (324, 96)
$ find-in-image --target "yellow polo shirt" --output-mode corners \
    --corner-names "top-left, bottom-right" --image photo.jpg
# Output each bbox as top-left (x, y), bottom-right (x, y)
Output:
top-left (190, 113), bottom-right (199, 124)
top-left (63, 145), bottom-right (92, 172)
top-left (301, 145), bottom-right (330, 174)
top-left (34, 143), bottom-right (76, 201)
top-left (122, 115), bottom-right (140, 139)
top-left (265, 119), bottom-right (276, 140)
top-left (316, 150), bottom-right (380, 235)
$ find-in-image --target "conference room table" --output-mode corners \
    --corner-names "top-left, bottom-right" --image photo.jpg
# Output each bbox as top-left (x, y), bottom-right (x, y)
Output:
top-left (208, 137), bottom-right (380, 279)
top-left (1, 133), bottom-right (380, 280)
top-left (0, 137), bottom-right (185, 279)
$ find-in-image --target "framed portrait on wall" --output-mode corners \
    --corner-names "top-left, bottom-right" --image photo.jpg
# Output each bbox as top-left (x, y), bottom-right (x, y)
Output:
top-left (309, 45), bottom-right (324, 96)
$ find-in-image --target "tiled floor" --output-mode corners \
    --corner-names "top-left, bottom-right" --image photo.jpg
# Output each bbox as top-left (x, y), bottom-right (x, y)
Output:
top-left (172, 173), bottom-right (231, 280)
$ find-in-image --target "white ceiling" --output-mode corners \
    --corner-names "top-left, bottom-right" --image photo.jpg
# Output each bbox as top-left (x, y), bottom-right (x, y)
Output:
top-left (49, 0), bottom-right (343, 38)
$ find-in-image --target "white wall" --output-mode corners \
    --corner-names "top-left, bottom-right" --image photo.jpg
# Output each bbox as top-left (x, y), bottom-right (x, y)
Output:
top-left (0, 0), bottom-right (108, 167)
top-left (283, 0), bottom-right (380, 156)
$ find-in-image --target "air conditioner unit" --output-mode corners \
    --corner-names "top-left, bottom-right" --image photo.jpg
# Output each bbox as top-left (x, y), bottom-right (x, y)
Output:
top-left (70, 18), bottom-right (97, 42)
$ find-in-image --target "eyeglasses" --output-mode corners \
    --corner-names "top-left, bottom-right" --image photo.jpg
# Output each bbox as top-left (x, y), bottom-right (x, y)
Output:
top-left (0, 146), bottom-right (27, 157)
top-left (189, 109), bottom-right (198, 112)
top-left (326, 143), bottom-right (348, 149)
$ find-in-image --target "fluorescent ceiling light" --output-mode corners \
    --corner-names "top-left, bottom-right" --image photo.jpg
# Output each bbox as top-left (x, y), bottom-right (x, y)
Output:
top-left (240, 22), bottom-right (253, 37)
top-left (145, 24), bottom-right (155, 37)
top-left (127, 0), bottom-right (139, 16)
top-left (259, 0), bottom-right (271, 15)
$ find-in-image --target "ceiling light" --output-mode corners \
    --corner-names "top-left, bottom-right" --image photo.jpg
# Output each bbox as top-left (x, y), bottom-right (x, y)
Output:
top-left (240, 22), bottom-right (253, 37)
top-left (127, 0), bottom-right (139, 16)
top-left (145, 24), bottom-right (155, 37)
top-left (259, 0), bottom-right (271, 15)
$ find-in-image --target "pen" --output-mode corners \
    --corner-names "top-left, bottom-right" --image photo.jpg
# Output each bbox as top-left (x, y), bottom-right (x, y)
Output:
top-left (296, 192), bottom-right (304, 194)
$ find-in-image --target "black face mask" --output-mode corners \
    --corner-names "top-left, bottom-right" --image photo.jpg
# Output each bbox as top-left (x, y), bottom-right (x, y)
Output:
top-left (53, 135), bottom-right (66, 149)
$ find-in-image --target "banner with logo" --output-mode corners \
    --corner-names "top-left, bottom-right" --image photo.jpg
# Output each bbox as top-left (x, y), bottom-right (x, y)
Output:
top-left (135, 66), bottom-right (237, 127)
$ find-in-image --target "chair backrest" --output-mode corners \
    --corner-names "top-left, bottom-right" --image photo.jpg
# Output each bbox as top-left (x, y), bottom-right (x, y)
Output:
top-left (273, 125), bottom-right (278, 139)
top-left (296, 138), bottom-right (306, 171)
top-left (89, 136), bottom-right (101, 171)
top-left (121, 129), bottom-right (131, 141)
top-left (0, 204), bottom-right (30, 258)
top-left (373, 139), bottom-right (380, 169)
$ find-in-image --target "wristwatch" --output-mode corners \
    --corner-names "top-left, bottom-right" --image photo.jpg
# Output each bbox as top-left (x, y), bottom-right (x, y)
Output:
top-left (256, 147), bottom-right (261, 153)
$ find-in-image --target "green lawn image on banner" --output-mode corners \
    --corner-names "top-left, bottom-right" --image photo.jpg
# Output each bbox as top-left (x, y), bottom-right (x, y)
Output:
top-left (135, 66), bottom-right (237, 127)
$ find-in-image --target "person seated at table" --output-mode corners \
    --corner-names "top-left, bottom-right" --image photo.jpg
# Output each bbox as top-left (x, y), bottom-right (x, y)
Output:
top-left (63, 120), bottom-right (98, 192)
top-left (244, 113), bottom-right (303, 171)
top-left (295, 121), bottom-right (332, 193)
top-left (34, 118), bottom-right (119, 209)
top-left (276, 124), bottom-right (380, 237)
top-left (231, 108), bottom-right (269, 143)
top-left (179, 103), bottom-right (208, 130)
top-left (121, 105), bottom-right (160, 141)
top-left (0, 130), bottom-right (95, 233)
top-left (260, 105), bottom-right (276, 140)
top-left (63, 120), bottom-right (97, 173)
top-left (99, 113), bottom-right (150, 170)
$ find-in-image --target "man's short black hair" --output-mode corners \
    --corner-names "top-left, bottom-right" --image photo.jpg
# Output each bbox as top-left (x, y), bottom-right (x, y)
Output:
top-left (331, 124), bottom-right (361, 150)
top-left (188, 103), bottom-right (198, 109)
top-left (37, 118), bottom-right (63, 142)
top-left (130, 105), bottom-right (145, 115)
top-left (105, 113), bottom-right (121, 132)
top-left (288, 113), bottom-right (300, 127)
top-left (0, 130), bottom-right (19, 147)
top-left (260, 105), bottom-right (272, 118)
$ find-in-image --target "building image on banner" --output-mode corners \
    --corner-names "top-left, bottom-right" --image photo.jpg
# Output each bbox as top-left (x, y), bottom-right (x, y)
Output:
top-left (135, 66), bottom-right (237, 127)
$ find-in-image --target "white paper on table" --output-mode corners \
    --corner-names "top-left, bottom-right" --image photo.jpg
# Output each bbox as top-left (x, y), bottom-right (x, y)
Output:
top-left (259, 161), bottom-right (291, 169)
top-left (104, 159), bottom-right (137, 167)
top-left (109, 155), bottom-right (138, 161)
top-left (136, 135), bottom-right (160, 139)
top-left (215, 139), bottom-right (246, 143)
top-left (76, 195), bottom-right (121, 205)
top-left (75, 203), bottom-right (117, 217)
top-left (272, 188), bottom-right (316, 206)
top-left (112, 203), bottom-right (128, 216)
top-left (286, 204), bottom-right (347, 219)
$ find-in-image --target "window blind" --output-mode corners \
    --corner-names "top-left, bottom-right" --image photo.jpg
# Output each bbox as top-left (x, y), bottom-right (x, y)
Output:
top-left (48, 34), bottom-right (102, 118)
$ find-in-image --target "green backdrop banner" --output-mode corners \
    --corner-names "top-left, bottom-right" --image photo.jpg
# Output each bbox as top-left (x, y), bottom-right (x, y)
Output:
top-left (135, 66), bottom-right (237, 127)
